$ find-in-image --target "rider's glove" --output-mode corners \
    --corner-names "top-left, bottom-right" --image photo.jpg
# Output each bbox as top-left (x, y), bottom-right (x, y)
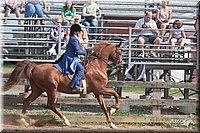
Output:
top-left (85, 49), bottom-right (93, 54)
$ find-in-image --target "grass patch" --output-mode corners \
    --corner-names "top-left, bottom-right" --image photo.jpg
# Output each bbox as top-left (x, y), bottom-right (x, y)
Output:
top-left (40, 109), bottom-right (52, 115)
top-left (78, 122), bottom-right (107, 126)
top-left (95, 112), bottom-right (144, 117)
top-left (2, 110), bottom-right (12, 115)
top-left (1, 63), bottom-right (16, 73)
top-left (122, 87), bottom-right (144, 92)
top-left (111, 112), bottom-right (143, 116)
top-left (49, 118), bottom-right (63, 124)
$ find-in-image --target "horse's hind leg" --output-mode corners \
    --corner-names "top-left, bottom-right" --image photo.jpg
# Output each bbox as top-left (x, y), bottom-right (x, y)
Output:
top-left (20, 81), bottom-right (43, 126)
top-left (46, 89), bottom-right (70, 126)
top-left (95, 94), bottom-right (117, 129)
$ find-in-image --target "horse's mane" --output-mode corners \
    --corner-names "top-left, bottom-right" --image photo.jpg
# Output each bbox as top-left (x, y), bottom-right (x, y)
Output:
top-left (91, 41), bottom-right (112, 56)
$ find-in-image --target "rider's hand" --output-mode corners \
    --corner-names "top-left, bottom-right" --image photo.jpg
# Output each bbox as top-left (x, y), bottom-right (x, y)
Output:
top-left (86, 49), bottom-right (92, 54)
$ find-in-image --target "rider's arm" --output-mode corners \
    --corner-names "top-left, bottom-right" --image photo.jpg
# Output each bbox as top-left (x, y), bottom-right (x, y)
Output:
top-left (72, 39), bottom-right (86, 55)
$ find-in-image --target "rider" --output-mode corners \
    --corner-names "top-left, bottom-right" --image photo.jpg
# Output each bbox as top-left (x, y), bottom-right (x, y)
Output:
top-left (54, 24), bottom-right (90, 92)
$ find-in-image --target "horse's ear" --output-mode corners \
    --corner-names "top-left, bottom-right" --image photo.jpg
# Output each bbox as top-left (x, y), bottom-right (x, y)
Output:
top-left (116, 41), bottom-right (122, 47)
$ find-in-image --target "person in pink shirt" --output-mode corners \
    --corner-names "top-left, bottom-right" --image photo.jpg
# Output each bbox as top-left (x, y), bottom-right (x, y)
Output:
top-left (3, 0), bottom-right (21, 24)
top-left (156, 0), bottom-right (172, 40)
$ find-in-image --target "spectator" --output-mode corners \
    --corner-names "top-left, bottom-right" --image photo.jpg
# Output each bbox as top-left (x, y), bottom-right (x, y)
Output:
top-left (156, 0), bottom-right (172, 40)
top-left (3, 0), bottom-right (21, 24)
top-left (48, 17), bottom-right (65, 55)
top-left (61, 0), bottom-right (76, 27)
top-left (20, 0), bottom-right (47, 25)
top-left (165, 20), bottom-right (186, 50)
top-left (133, 11), bottom-right (161, 58)
top-left (82, 0), bottom-right (101, 40)
top-left (193, 6), bottom-right (199, 36)
top-left (65, 15), bottom-right (89, 50)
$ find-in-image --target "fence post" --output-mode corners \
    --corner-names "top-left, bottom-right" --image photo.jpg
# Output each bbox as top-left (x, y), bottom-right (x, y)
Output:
top-left (196, 23), bottom-right (199, 86)
top-left (57, 25), bottom-right (62, 60)
top-left (152, 74), bottom-right (161, 116)
top-left (128, 27), bottom-right (132, 68)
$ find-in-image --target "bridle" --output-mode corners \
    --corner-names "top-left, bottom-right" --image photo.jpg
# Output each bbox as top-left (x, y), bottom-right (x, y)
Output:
top-left (85, 43), bottom-right (122, 70)
top-left (114, 47), bottom-right (122, 70)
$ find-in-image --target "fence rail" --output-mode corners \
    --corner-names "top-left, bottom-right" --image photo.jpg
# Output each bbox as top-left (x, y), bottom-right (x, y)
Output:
top-left (1, 0), bottom-right (199, 119)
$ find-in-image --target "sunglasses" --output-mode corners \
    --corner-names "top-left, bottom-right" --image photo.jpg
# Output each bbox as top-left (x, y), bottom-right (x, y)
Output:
top-left (57, 22), bottom-right (62, 23)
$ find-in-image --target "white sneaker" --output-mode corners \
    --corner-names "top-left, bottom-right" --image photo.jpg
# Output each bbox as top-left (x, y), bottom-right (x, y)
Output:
top-left (47, 48), bottom-right (57, 55)
top-left (149, 51), bottom-right (157, 57)
top-left (138, 53), bottom-right (144, 58)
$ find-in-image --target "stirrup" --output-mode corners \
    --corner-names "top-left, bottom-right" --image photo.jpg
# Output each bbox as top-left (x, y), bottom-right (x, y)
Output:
top-left (71, 87), bottom-right (84, 93)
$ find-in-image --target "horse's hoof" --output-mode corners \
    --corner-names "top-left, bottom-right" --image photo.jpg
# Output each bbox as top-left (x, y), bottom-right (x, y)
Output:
top-left (63, 116), bottom-right (71, 126)
top-left (110, 122), bottom-right (117, 129)
top-left (63, 120), bottom-right (71, 126)
top-left (110, 108), bottom-right (116, 115)
top-left (20, 118), bottom-right (29, 126)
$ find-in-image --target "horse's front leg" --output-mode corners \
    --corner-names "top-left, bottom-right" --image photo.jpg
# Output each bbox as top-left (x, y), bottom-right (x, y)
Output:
top-left (100, 87), bottom-right (120, 115)
top-left (95, 94), bottom-right (117, 129)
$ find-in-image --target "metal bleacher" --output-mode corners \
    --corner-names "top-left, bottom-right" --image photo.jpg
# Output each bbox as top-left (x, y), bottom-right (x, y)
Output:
top-left (0, 0), bottom-right (199, 104)
top-left (0, 0), bottom-right (198, 78)
top-left (0, 1), bottom-right (199, 117)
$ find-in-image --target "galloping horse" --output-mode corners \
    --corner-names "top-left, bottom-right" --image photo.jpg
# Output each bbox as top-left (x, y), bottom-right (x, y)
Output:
top-left (3, 41), bottom-right (123, 129)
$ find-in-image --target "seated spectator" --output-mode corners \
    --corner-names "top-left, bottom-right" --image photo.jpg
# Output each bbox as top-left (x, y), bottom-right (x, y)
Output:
top-left (165, 20), bottom-right (186, 50)
top-left (82, 0), bottom-right (101, 40)
top-left (3, 0), bottom-right (21, 24)
top-left (133, 11), bottom-right (161, 58)
top-left (48, 17), bottom-right (65, 55)
top-left (20, 0), bottom-right (47, 25)
top-left (156, 0), bottom-right (172, 40)
top-left (65, 15), bottom-right (89, 50)
top-left (61, 0), bottom-right (76, 27)
top-left (193, 6), bottom-right (199, 36)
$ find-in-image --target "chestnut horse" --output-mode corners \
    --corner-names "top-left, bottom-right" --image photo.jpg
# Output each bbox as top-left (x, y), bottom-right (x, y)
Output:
top-left (3, 42), bottom-right (123, 129)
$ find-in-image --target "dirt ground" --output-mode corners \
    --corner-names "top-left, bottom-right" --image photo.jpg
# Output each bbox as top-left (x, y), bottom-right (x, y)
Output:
top-left (1, 108), bottom-right (199, 133)
top-left (2, 117), bottom-right (199, 133)
top-left (1, 77), bottom-right (199, 133)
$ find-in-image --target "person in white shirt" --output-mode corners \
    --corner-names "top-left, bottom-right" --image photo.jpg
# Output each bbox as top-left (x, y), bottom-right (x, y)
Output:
top-left (165, 20), bottom-right (186, 50)
top-left (134, 11), bottom-right (161, 58)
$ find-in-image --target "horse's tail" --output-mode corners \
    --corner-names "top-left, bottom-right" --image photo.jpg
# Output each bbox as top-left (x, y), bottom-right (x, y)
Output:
top-left (2, 60), bottom-right (37, 91)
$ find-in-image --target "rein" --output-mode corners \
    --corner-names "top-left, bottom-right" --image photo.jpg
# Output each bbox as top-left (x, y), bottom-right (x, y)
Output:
top-left (113, 47), bottom-right (122, 70)
top-left (84, 43), bottom-right (122, 70)
top-left (91, 52), bottom-right (108, 64)
top-left (89, 44), bottom-right (110, 64)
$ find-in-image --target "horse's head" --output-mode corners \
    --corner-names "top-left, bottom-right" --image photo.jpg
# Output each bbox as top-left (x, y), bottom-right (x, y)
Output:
top-left (109, 42), bottom-right (123, 69)
top-left (89, 41), bottom-right (123, 70)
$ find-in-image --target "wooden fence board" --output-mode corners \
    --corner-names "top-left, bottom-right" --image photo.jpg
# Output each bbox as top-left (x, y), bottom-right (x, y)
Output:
top-left (3, 95), bottom-right (198, 107)
top-left (1, 78), bottom-right (198, 90)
